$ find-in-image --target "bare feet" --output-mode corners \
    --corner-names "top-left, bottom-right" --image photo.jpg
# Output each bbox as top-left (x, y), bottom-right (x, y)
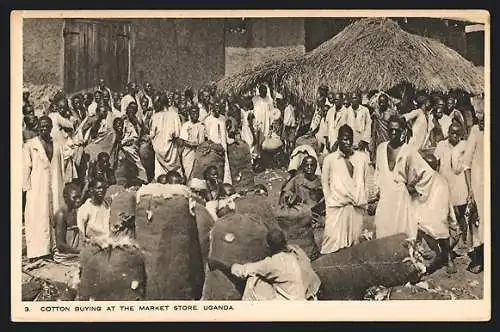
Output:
top-left (467, 264), bottom-right (483, 274)
top-left (446, 261), bottom-right (457, 274)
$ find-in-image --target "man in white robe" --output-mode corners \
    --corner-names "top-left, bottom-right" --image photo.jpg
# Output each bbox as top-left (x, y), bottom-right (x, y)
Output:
top-left (403, 95), bottom-right (433, 150)
top-left (87, 91), bottom-right (103, 118)
top-left (48, 99), bottom-right (77, 144)
top-left (434, 123), bottom-right (468, 244)
top-left (203, 100), bottom-right (232, 184)
top-left (321, 124), bottom-right (369, 254)
top-left (121, 82), bottom-right (143, 122)
top-left (179, 106), bottom-right (206, 182)
top-left (462, 111), bottom-right (484, 273)
top-left (23, 116), bottom-right (66, 260)
top-left (150, 96), bottom-right (182, 178)
top-left (374, 115), bottom-right (435, 240)
top-left (325, 93), bottom-right (348, 152)
top-left (428, 100), bottom-right (453, 147)
top-left (252, 85), bottom-right (273, 156)
top-left (344, 92), bottom-right (372, 152)
top-left (121, 103), bottom-right (149, 184)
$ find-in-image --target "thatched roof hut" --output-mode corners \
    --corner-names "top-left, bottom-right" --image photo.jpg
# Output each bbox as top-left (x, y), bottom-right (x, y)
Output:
top-left (217, 18), bottom-right (484, 104)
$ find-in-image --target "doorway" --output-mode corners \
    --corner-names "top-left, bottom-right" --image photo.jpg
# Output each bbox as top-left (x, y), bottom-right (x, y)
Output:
top-left (63, 19), bottom-right (131, 94)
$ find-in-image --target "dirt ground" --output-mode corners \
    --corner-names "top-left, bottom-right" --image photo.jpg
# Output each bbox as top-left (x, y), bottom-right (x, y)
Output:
top-left (21, 167), bottom-right (484, 301)
top-left (255, 168), bottom-right (484, 300)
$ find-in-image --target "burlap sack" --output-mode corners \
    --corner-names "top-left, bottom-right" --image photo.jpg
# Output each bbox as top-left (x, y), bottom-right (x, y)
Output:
top-left (135, 195), bottom-right (204, 300)
top-left (275, 205), bottom-right (320, 261)
top-left (190, 141), bottom-right (225, 187)
top-left (78, 241), bottom-right (146, 301)
top-left (139, 140), bottom-right (155, 182)
top-left (312, 233), bottom-right (420, 300)
top-left (109, 190), bottom-right (137, 238)
top-left (204, 212), bottom-right (275, 300)
top-left (227, 140), bottom-right (254, 192)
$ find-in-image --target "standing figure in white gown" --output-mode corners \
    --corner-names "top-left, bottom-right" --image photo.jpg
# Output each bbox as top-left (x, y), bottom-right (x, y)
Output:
top-left (321, 124), bottom-right (369, 254)
top-left (374, 115), bottom-right (435, 240)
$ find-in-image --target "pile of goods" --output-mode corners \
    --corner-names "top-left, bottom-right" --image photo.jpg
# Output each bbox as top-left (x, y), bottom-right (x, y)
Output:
top-left (135, 185), bottom-right (204, 300)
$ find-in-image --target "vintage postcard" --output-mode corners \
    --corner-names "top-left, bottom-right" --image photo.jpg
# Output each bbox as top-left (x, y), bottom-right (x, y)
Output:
top-left (11, 9), bottom-right (490, 322)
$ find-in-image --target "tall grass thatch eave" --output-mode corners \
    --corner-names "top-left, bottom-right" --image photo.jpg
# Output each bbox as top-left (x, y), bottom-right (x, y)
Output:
top-left (218, 17), bottom-right (483, 104)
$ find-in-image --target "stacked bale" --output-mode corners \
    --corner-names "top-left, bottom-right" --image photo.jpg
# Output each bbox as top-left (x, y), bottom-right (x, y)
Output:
top-left (108, 187), bottom-right (137, 238)
top-left (190, 141), bottom-right (226, 189)
top-left (203, 213), bottom-right (276, 300)
top-left (138, 139), bottom-right (155, 183)
top-left (135, 192), bottom-right (204, 300)
top-left (193, 202), bottom-right (215, 264)
top-left (227, 140), bottom-right (254, 193)
top-left (312, 233), bottom-right (422, 300)
top-left (234, 193), bottom-right (275, 223)
top-left (275, 205), bottom-right (320, 261)
top-left (78, 240), bottom-right (146, 301)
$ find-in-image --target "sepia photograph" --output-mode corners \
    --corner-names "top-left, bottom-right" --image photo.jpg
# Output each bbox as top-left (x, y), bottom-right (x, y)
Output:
top-left (11, 10), bottom-right (490, 321)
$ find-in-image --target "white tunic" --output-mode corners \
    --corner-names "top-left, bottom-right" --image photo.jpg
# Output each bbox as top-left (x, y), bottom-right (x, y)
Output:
top-left (321, 150), bottom-right (369, 254)
top-left (344, 105), bottom-right (372, 146)
top-left (23, 137), bottom-right (66, 259)
top-left (434, 140), bottom-right (468, 206)
top-left (462, 125), bottom-right (484, 247)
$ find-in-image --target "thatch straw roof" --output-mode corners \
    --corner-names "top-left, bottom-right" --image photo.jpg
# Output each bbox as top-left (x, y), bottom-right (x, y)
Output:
top-left (218, 18), bottom-right (484, 104)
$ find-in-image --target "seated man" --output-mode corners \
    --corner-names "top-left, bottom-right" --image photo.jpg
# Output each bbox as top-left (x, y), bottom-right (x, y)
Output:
top-left (229, 228), bottom-right (321, 300)
top-left (77, 178), bottom-right (111, 244)
top-left (164, 170), bottom-right (186, 185)
top-left (199, 165), bottom-right (224, 202)
top-left (280, 155), bottom-right (323, 208)
top-left (53, 183), bottom-right (83, 264)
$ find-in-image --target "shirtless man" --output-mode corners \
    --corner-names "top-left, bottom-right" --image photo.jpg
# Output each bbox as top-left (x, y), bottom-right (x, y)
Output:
top-left (53, 183), bottom-right (83, 263)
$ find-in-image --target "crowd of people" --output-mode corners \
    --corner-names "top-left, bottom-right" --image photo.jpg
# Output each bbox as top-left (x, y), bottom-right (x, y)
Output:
top-left (21, 76), bottom-right (485, 300)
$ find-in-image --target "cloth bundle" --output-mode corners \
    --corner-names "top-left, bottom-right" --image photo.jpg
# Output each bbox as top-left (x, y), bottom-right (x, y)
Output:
top-left (135, 188), bottom-right (204, 300)
top-left (78, 236), bottom-right (146, 301)
top-left (312, 233), bottom-right (423, 300)
top-left (227, 140), bottom-right (255, 192)
top-left (275, 204), bottom-right (321, 261)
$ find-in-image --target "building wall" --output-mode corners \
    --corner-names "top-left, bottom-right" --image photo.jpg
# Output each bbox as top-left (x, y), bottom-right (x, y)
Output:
top-left (224, 18), bottom-right (306, 77)
top-left (23, 18), bottom-right (64, 86)
top-left (130, 18), bottom-right (225, 92)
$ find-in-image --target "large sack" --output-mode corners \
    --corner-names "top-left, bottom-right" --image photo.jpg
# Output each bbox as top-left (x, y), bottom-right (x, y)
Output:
top-left (227, 140), bottom-right (254, 192)
top-left (202, 269), bottom-right (245, 301)
top-left (275, 205), bottom-right (320, 261)
top-left (139, 140), bottom-right (155, 183)
top-left (204, 212), bottom-right (277, 300)
top-left (312, 233), bottom-right (422, 300)
top-left (190, 141), bottom-right (225, 188)
top-left (295, 135), bottom-right (319, 154)
top-left (109, 190), bottom-right (137, 238)
top-left (78, 239), bottom-right (146, 301)
top-left (194, 202), bottom-right (215, 263)
top-left (234, 193), bottom-right (275, 222)
top-left (135, 193), bottom-right (204, 300)
top-left (114, 149), bottom-right (137, 187)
